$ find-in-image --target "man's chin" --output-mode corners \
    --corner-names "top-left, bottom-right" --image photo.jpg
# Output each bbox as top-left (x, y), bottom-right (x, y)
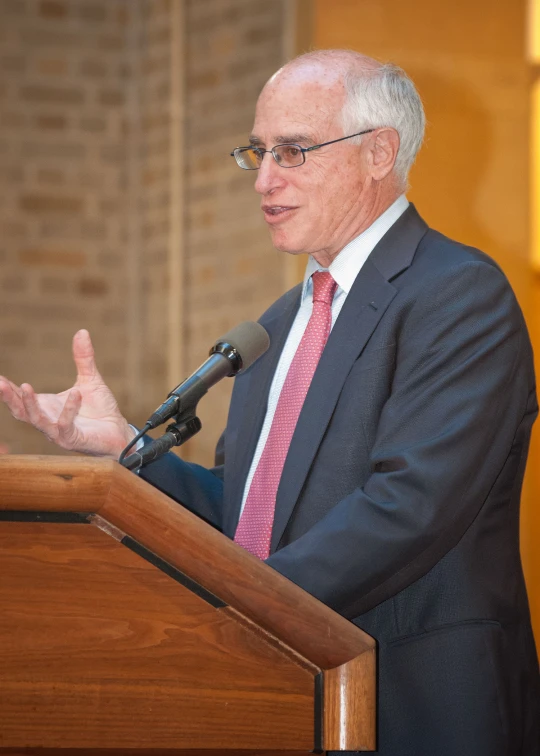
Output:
top-left (269, 230), bottom-right (307, 257)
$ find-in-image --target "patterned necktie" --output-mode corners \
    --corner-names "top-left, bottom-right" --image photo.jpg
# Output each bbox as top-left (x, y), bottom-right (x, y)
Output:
top-left (234, 271), bottom-right (337, 559)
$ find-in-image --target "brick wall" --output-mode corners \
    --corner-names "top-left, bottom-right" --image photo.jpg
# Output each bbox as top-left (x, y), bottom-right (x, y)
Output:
top-left (0, 0), bottom-right (287, 466)
top-left (137, 0), bottom-right (173, 421)
top-left (0, 0), bottom-right (135, 453)
top-left (184, 0), bottom-right (286, 464)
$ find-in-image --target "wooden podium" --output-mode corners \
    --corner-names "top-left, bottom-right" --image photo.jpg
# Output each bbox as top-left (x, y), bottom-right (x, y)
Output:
top-left (0, 456), bottom-right (375, 755)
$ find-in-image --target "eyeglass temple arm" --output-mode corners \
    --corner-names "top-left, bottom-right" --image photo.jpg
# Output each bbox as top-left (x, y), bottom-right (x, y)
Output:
top-left (303, 129), bottom-right (376, 153)
top-left (230, 129), bottom-right (376, 158)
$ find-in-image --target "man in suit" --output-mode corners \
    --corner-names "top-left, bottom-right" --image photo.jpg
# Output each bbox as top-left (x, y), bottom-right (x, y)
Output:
top-left (1, 50), bottom-right (539, 754)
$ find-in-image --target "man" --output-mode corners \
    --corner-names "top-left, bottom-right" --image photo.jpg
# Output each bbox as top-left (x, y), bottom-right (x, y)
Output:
top-left (1, 50), bottom-right (539, 755)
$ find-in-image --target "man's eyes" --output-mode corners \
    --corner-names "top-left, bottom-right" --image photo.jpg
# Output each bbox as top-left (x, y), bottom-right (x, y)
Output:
top-left (281, 145), bottom-right (301, 156)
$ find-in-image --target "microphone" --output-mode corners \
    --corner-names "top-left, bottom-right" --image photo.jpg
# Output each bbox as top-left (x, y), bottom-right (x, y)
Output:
top-left (119, 321), bottom-right (269, 471)
top-left (145, 320), bottom-right (270, 430)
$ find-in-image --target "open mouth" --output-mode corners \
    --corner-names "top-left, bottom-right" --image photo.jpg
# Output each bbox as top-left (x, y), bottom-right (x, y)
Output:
top-left (262, 206), bottom-right (297, 221)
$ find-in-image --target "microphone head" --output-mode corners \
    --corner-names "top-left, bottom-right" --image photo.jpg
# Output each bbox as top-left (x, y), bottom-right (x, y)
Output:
top-left (213, 321), bottom-right (270, 372)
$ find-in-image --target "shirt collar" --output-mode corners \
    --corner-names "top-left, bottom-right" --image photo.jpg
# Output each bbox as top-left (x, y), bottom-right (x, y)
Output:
top-left (302, 194), bottom-right (409, 299)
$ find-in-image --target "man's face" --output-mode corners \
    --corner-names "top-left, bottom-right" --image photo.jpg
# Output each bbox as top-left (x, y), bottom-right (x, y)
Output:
top-left (250, 68), bottom-right (374, 265)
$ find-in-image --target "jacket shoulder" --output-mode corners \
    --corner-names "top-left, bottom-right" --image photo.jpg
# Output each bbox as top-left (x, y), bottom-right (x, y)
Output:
top-left (417, 228), bottom-right (505, 274)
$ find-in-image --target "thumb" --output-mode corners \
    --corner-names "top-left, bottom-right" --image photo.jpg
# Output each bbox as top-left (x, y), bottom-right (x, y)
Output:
top-left (72, 329), bottom-right (102, 383)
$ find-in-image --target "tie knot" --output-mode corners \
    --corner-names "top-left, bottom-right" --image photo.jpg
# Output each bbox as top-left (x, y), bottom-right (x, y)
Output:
top-left (311, 271), bottom-right (337, 306)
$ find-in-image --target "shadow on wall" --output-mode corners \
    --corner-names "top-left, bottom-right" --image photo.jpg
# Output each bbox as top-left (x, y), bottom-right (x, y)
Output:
top-left (407, 68), bottom-right (528, 304)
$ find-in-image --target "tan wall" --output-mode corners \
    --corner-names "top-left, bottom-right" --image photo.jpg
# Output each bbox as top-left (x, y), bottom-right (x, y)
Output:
top-left (312, 0), bottom-right (540, 640)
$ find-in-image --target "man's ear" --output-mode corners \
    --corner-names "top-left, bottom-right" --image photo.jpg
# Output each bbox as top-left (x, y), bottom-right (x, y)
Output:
top-left (370, 128), bottom-right (400, 181)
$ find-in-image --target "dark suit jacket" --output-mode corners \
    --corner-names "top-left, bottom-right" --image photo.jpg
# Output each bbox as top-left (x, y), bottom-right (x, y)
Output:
top-left (141, 205), bottom-right (540, 756)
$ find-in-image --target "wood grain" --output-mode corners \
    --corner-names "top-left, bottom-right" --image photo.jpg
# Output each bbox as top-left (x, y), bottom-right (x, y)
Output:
top-left (0, 523), bottom-right (314, 750)
top-left (0, 751), bottom-right (316, 756)
top-left (0, 456), bottom-right (375, 668)
top-left (0, 455), bottom-right (376, 751)
top-left (0, 455), bottom-right (114, 511)
top-left (323, 650), bottom-right (376, 751)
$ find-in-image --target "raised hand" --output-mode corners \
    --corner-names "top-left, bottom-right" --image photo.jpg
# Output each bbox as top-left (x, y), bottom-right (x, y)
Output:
top-left (0, 329), bottom-right (135, 458)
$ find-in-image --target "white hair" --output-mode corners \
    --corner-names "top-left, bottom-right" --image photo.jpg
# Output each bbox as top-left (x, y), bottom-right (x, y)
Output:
top-left (284, 51), bottom-right (426, 188)
top-left (341, 62), bottom-right (426, 187)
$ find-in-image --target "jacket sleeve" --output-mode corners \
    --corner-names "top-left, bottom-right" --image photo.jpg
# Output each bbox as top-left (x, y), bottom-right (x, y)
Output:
top-left (138, 449), bottom-right (225, 530)
top-left (266, 260), bottom-right (536, 618)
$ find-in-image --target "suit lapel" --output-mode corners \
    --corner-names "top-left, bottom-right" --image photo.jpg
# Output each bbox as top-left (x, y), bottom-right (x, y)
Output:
top-left (270, 205), bottom-right (429, 551)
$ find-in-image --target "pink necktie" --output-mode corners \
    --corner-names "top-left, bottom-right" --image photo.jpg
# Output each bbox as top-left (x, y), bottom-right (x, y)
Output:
top-left (234, 271), bottom-right (337, 559)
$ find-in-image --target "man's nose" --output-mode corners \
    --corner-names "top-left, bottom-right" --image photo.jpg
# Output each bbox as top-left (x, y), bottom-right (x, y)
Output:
top-left (254, 152), bottom-right (285, 195)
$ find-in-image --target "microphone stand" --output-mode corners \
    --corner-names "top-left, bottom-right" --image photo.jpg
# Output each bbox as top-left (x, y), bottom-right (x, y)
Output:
top-left (120, 410), bottom-right (202, 472)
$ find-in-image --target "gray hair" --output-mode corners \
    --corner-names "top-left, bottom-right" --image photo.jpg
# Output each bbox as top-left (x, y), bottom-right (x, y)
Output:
top-left (341, 62), bottom-right (425, 187)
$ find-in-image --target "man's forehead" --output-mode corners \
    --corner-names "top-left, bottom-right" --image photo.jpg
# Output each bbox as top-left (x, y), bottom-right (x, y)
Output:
top-left (257, 72), bottom-right (345, 109)
top-left (253, 76), bottom-right (344, 141)
top-left (269, 59), bottom-right (346, 88)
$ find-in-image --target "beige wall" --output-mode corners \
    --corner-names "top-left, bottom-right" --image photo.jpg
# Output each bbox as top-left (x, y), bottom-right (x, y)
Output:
top-left (312, 0), bottom-right (540, 641)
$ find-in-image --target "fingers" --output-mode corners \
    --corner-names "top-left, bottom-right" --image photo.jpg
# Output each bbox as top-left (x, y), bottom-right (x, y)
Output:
top-left (72, 329), bottom-right (102, 383)
top-left (0, 377), bottom-right (29, 422)
top-left (20, 384), bottom-right (57, 440)
top-left (56, 388), bottom-right (82, 447)
top-left (0, 377), bottom-right (85, 451)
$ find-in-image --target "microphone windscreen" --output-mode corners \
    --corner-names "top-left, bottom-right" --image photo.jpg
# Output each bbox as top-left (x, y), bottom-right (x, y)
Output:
top-left (215, 321), bottom-right (270, 370)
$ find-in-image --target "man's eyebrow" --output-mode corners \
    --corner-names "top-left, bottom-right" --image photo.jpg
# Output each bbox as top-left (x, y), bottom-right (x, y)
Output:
top-left (275, 133), bottom-right (317, 146)
top-left (249, 133), bottom-right (317, 146)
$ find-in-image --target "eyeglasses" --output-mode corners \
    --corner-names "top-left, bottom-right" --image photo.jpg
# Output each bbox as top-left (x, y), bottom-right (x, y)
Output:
top-left (230, 129), bottom-right (376, 170)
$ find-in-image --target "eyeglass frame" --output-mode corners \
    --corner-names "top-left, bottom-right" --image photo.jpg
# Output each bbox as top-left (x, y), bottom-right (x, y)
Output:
top-left (230, 128), bottom-right (377, 170)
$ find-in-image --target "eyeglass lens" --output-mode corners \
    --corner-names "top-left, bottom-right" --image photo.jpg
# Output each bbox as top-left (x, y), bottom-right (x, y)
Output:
top-left (235, 144), bottom-right (305, 169)
top-left (235, 148), bottom-right (261, 170)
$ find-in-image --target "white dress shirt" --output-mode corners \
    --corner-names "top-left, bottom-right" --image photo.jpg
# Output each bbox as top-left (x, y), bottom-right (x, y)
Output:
top-left (239, 194), bottom-right (409, 514)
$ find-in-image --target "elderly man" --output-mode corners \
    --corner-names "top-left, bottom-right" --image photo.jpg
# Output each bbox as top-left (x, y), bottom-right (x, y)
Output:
top-left (1, 50), bottom-right (539, 755)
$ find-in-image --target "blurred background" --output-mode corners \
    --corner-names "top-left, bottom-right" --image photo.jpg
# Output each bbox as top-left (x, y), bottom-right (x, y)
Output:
top-left (0, 0), bottom-right (539, 639)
